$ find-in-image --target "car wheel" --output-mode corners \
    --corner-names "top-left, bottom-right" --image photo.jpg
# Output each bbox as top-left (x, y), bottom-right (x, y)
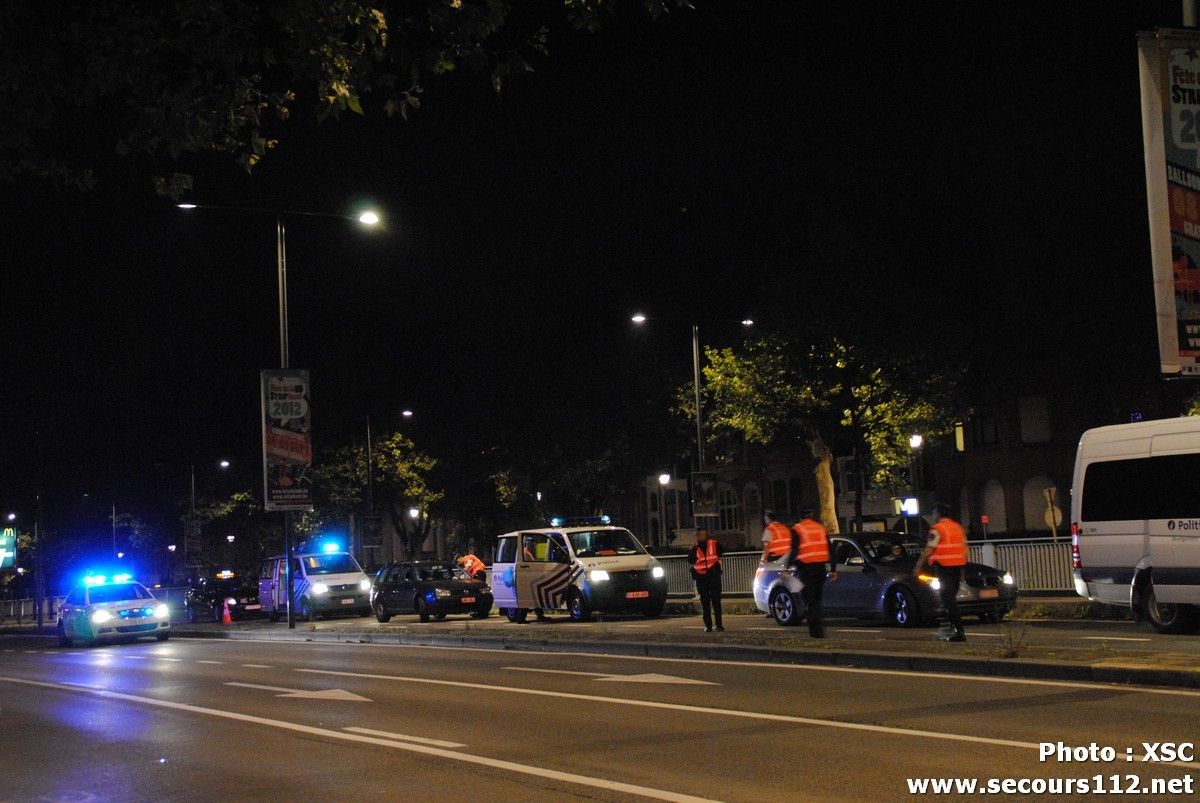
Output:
top-left (417, 597), bottom-right (431, 623)
top-left (374, 601), bottom-right (391, 623)
top-left (471, 606), bottom-right (490, 619)
top-left (298, 597), bottom-right (313, 621)
top-left (566, 591), bottom-right (591, 622)
top-left (1142, 584), bottom-right (1200, 634)
top-left (506, 607), bottom-right (529, 624)
top-left (886, 585), bottom-right (920, 628)
top-left (156, 632), bottom-right (170, 642)
top-left (769, 588), bottom-right (801, 626)
top-left (57, 621), bottom-right (71, 647)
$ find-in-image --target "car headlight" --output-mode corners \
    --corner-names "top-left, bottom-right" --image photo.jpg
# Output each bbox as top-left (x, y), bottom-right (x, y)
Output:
top-left (589, 570), bottom-right (610, 582)
top-left (432, 588), bottom-right (450, 598)
top-left (311, 583), bottom-right (329, 595)
top-left (154, 604), bottom-right (170, 619)
top-left (918, 574), bottom-right (941, 591)
top-left (91, 609), bottom-right (113, 625)
top-left (1002, 573), bottom-right (1015, 586)
top-left (651, 565), bottom-right (665, 579)
top-left (359, 578), bottom-right (371, 591)
top-left (224, 597), bottom-right (238, 606)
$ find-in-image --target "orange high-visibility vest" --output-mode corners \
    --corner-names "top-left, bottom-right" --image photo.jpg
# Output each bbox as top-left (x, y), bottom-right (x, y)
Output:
top-left (693, 539), bottom-right (720, 575)
top-left (793, 519), bottom-right (830, 564)
top-left (461, 554), bottom-right (485, 577)
top-left (929, 519), bottom-right (967, 567)
top-left (765, 522), bottom-right (793, 557)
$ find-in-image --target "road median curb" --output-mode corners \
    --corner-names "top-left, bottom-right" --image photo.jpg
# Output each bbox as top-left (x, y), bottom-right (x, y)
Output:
top-left (171, 626), bottom-right (1200, 690)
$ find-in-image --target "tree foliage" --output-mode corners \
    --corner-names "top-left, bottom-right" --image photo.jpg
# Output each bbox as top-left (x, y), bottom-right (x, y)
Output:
top-left (0, 0), bottom-right (691, 195)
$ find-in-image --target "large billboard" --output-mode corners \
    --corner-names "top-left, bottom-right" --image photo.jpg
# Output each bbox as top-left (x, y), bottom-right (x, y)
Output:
top-left (261, 369), bottom-right (314, 511)
top-left (1140, 29), bottom-right (1200, 376)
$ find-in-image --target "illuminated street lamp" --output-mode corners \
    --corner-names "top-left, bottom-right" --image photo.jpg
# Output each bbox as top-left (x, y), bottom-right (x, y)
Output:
top-left (167, 544), bottom-right (177, 553)
top-left (5, 512), bottom-right (15, 522)
top-left (401, 409), bottom-right (414, 418)
top-left (631, 314), bottom-right (754, 472)
top-left (226, 534), bottom-right (235, 543)
top-left (408, 507), bottom-right (420, 519)
top-left (219, 459), bottom-right (231, 470)
top-left (178, 201), bottom-right (381, 630)
top-left (658, 473), bottom-right (671, 486)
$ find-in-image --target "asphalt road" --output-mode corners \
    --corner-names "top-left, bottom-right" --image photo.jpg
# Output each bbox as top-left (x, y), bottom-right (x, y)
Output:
top-left (2, 634), bottom-right (1198, 801)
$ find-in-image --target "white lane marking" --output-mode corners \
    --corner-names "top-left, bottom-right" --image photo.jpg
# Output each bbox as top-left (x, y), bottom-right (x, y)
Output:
top-left (833, 629), bottom-right (882, 634)
top-left (344, 726), bottom-right (466, 749)
top-left (504, 667), bottom-right (717, 686)
top-left (184, 637), bottom-right (1200, 698)
top-left (1080, 636), bottom-right (1152, 643)
top-left (159, 657), bottom-right (182, 662)
top-left (123, 655), bottom-right (146, 659)
top-left (225, 682), bottom-right (370, 702)
top-left (3, 649), bottom-right (13, 653)
top-left (23, 650), bottom-right (37, 654)
top-left (242, 663), bottom-right (273, 668)
top-left (302, 669), bottom-right (1170, 762)
top-left (196, 660), bottom-right (226, 665)
top-left (0, 676), bottom-right (715, 803)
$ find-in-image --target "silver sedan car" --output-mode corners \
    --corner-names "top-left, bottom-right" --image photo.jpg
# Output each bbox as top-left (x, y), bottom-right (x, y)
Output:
top-left (753, 532), bottom-right (1018, 627)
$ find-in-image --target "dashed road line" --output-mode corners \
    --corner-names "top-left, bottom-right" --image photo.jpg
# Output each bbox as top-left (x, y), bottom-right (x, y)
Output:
top-left (344, 726), bottom-right (466, 748)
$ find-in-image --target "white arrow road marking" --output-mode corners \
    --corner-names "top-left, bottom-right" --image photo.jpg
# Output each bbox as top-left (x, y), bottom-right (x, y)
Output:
top-left (225, 682), bottom-right (371, 702)
top-left (0, 676), bottom-right (715, 803)
top-left (504, 666), bottom-right (717, 685)
top-left (343, 726), bottom-right (466, 749)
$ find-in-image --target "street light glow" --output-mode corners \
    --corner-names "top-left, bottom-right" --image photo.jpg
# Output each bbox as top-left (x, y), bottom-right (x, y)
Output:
top-left (176, 203), bottom-right (197, 209)
top-left (401, 409), bottom-right (414, 418)
top-left (631, 314), bottom-right (647, 324)
top-left (741, 318), bottom-right (754, 327)
top-left (226, 534), bottom-right (235, 543)
top-left (658, 473), bottom-right (671, 486)
top-left (167, 544), bottom-right (177, 553)
top-left (218, 459), bottom-right (231, 469)
top-left (408, 507), bottom-right (420, 519)
top-left (358, 210), bottom-right (381, 226)
top-left (5, 512), bottom-right (14, 522)
top-left (909, 433), bottom-right (924, 449)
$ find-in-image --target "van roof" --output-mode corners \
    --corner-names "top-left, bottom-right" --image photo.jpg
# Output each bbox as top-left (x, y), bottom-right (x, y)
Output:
top-left (1080, 417), bottom-right (1200, 445)
top-left (498, 526), bottom-right (629, 536)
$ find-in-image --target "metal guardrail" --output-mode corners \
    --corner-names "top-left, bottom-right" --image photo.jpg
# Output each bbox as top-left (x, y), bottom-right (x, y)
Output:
top-left (658, 540), bottom-right (1075, 596)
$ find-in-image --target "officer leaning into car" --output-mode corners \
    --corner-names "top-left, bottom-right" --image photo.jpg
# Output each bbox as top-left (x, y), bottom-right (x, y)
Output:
top-left (914, 502), bottom-right (968, 642)
top-left (760, 510), bottom-right (793, 563)
top-left (791, 506), bottom-right (836, 639)
top-left (688, 526), bottom-right (724, 632)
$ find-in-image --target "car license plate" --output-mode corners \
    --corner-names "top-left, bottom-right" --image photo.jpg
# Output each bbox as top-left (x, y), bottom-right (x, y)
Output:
top-left (979, 588), bottom-right (999, 599)
top-left (461, 597), bottom-right (475, 604)
top-left (340, 598), bottom-right (355, 605)
top-left (244, 604), bottom-right (261, 610)
top-left (625, 590), bottom-right (650, 599)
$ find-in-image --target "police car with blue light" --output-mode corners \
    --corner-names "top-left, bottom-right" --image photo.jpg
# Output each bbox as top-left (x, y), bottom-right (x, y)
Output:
top-left (491, 516), bottom-right (667, 622)
top-left (57, 574), bottom-right (171, 646)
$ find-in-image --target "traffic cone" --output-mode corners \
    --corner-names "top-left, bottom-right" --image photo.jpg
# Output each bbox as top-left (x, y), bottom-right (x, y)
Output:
top-left (221, 600), bottom-right (232, 625)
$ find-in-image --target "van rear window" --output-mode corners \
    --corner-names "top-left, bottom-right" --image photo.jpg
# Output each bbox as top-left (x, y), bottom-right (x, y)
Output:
top-left (1081, 453), bottom-right (1200, 520)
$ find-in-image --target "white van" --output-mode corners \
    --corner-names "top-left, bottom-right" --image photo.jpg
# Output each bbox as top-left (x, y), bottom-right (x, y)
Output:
top-left (258, 549), bottom-right (372, 621)
top-left (491, 518), bottom-right (667, 622)
top-left (1072, 417), bottom-right (1200, 633)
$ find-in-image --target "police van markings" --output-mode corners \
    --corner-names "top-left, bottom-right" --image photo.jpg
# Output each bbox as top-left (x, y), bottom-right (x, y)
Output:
top-left (0, 675), bottom-right (717, 803)
top-left (185, 637), bottom-right (1200, 699)
top-left (297, 667), bottom-right (1196, 761)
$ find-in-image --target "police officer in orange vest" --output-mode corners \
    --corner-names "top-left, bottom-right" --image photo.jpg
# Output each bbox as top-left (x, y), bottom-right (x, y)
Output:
top-left (456, 553), bottom-right (487, 582)
top-left (688, 527), bottom-right (724, 632)
top-left (791, 506), bottom-right (836, 638)
top-left (914, 502), bottom-right (968, 642)
top-left (760, 510), bottom-right (794, 564)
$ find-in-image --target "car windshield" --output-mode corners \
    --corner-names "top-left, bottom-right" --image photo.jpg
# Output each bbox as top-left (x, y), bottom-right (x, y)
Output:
top-left (302, 553), bottom-right (362, 575)
top-left (416, 564), bottom-right (459, 582)
top-left (567, 529), bottom-right (646, 558)
top-left (87, 583), bottom-right (149, 604)
top-left (862, 538), bottom-right (924, 565)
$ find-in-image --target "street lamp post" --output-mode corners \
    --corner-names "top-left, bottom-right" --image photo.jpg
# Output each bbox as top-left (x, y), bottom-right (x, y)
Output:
top-left (179, 202), bottom-right (380, 628)
top-left (909, 433), bottom-right (924, 536)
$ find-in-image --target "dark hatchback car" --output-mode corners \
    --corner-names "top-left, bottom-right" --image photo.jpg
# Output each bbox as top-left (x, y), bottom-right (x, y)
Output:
top-left (184, 574), bottom-right (263, 623)
top-left (371, 561), bottom-right (493, 623)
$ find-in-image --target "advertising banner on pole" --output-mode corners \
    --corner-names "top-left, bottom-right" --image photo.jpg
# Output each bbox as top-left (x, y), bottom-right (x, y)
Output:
top-left (0, 528), bottom-right (15, 570)
top-left (261, 370), bottom-right (314, 511)
top-left (1139, 29), bottom-right (1200, 376)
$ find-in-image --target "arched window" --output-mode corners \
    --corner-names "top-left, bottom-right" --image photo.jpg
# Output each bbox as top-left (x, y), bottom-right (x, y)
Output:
top-left (1022, 476), bottom-right (1060, 532)
top-left (717, 484), bottom-right (742, 533)
top-left (981, 479), bottom-right (1008, 532)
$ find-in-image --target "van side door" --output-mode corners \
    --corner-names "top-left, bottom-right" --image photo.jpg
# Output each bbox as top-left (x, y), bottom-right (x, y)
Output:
top-left (1147, 437), bottom-right (1200, 604)
top-left (492, 536), bottom-right (518, 610)
top-left (517, 533), bottom-right (563, 610)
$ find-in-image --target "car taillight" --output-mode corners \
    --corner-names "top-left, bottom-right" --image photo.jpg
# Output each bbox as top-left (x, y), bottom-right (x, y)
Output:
top-left (1071, 522), bottom-right (1081, 570)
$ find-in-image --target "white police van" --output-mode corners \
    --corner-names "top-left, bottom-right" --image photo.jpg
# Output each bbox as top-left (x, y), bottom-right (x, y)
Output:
top-left (1072, 417), bottom-right (1200, 633)
top-left (258, 541), bottom-right (372, 621)
top-left (491, 516), bottom-right (667, 622)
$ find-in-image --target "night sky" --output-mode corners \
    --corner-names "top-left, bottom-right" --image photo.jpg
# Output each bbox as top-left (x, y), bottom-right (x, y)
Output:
top-left (0, 1), bottom-right (1190, 516)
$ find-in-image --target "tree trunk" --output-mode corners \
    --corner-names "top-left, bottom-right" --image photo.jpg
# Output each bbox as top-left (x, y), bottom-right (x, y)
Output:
top-left (808, 435), bottom-right (839, 534)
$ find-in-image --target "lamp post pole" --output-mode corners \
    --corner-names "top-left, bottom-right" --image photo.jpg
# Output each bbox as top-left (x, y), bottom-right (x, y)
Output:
top-left (692, 325), bottom-right (705, 471)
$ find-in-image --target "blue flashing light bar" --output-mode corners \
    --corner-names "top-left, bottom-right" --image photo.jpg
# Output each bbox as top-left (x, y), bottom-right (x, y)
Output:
top-left (83, 575), bottom-right (107, 586)
top-left (322, 542), bottom-right (340, 554)
top-left (112, 573), bottom-right (132, 584)
top-left (549, 515), bottom-right (613, 528)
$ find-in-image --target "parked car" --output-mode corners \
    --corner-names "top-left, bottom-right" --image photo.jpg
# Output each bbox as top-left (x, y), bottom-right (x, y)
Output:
top-left (371, 561), bottom-right (493, 623)
top-left (184, 572), bottom-right (263, 623)
top-left (57, 576), bottom-right (171, 646)
top-left (753, 532), bottom-right (1018, 627)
